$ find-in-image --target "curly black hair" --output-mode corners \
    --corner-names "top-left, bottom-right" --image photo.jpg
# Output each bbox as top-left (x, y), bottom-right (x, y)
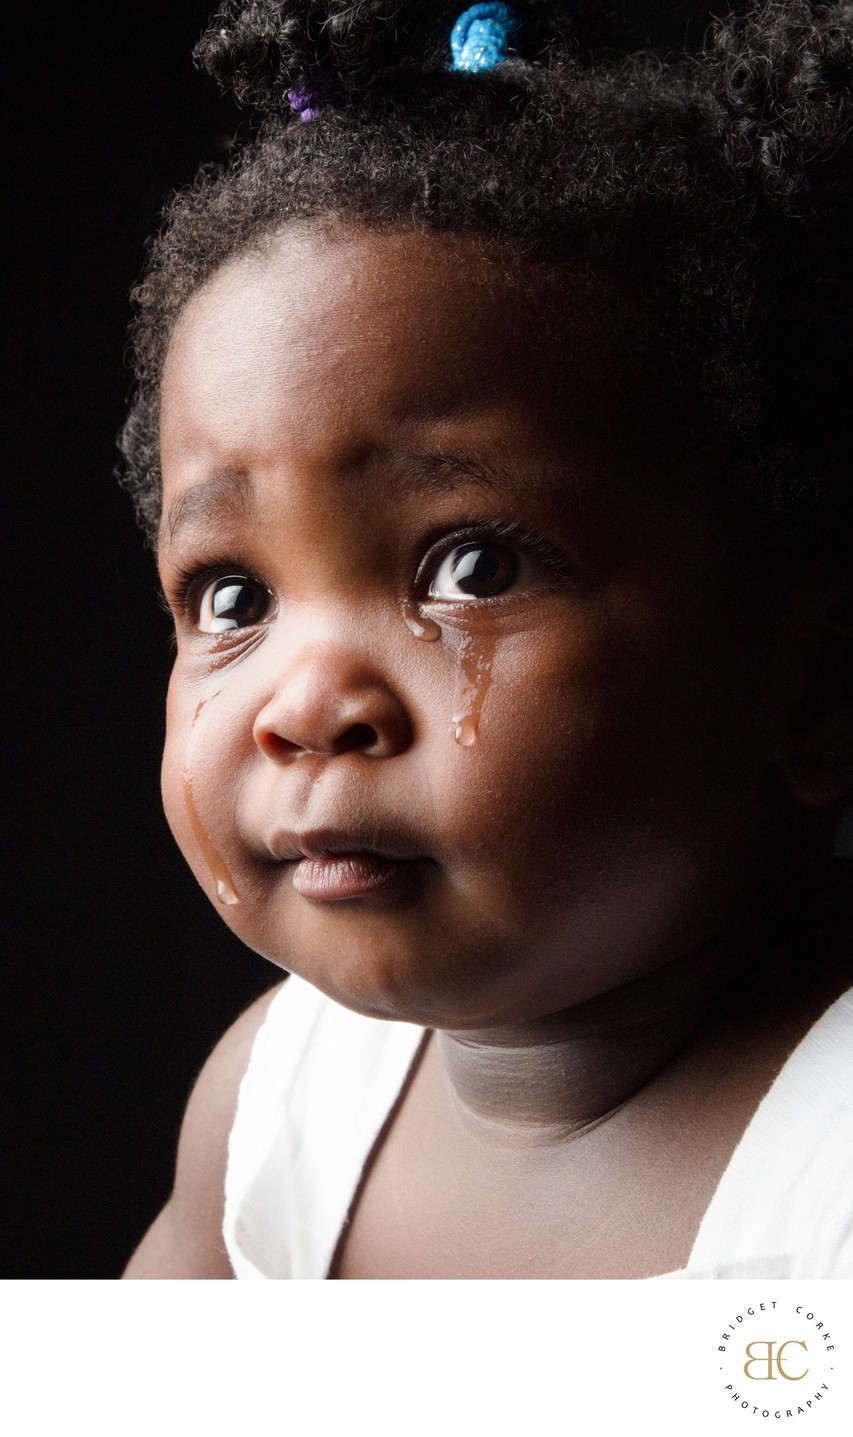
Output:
top-left (119, 0), bottom-right (852, 577)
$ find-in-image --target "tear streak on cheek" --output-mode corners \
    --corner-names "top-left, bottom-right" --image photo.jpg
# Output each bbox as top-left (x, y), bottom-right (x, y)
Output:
top-left (183, 689), bottom-right (241, 907)
top-left (402, 600), bottom-right (498, 749)
top-left (450, 628), bottom-right (496, 748)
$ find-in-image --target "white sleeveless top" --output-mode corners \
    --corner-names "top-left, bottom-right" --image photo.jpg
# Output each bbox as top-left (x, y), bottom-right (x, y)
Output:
top-left (223, 978), bottom-right (853, 1279)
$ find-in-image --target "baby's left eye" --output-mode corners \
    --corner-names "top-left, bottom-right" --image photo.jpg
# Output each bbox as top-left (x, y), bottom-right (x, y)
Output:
top-left (429, 543), bottom-right (520, 601)
top-left (197, 575), bottom-right (273, 632)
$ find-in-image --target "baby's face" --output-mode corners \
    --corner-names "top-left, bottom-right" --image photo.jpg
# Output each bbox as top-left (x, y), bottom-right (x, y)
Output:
top-left (158, 225), bottom-right (785, 1027)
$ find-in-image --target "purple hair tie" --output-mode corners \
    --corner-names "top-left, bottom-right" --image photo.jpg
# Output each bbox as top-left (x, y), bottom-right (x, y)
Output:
top-left (287, 86), bottom-right (322, 122)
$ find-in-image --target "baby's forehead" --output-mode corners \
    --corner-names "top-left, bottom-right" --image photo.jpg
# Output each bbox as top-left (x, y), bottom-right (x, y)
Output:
top-left (164, 223), bottom-right (653, 437)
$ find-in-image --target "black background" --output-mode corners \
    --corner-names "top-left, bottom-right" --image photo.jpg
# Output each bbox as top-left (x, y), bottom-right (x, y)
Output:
top-left (10, 1), bottom-right (275, 1280)
top-left (11, 2), bottom-right (757, 1279)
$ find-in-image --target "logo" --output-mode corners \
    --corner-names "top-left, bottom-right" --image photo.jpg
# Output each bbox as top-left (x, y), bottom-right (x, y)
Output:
top-left (716, 1300), bottom-right (838, 1419)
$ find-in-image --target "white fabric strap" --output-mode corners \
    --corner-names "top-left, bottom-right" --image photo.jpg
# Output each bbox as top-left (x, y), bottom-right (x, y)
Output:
top-left (224, 976), bottom-right (424, 1278)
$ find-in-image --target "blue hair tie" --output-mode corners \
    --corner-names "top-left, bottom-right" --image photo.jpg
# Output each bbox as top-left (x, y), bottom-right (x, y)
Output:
top-left (450, 3), bottom-right (520, 73)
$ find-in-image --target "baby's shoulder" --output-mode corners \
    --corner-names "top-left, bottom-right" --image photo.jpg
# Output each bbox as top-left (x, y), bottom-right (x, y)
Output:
top-left (123, 979), bottom-right (285, 1278)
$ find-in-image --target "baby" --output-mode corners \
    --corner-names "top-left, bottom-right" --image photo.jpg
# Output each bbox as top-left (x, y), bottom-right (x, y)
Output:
top-left (121, 0), bottom-right (852, 1278)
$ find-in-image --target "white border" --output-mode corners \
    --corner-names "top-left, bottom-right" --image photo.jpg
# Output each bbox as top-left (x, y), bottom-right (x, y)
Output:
top-left (2, 1280), bottom-right (850, 1435)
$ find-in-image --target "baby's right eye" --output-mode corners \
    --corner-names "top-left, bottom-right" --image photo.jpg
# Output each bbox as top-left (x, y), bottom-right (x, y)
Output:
top-left (197, 575), bottom-right (274, 633)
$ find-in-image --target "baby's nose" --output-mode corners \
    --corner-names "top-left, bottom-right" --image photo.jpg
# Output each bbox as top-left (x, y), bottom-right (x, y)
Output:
top-left (252, 642), bottom-right (413, 761)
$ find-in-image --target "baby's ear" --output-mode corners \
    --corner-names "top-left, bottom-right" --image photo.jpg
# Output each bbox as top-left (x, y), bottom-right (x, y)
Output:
top-left (774, 580), bottom-right (853, 808)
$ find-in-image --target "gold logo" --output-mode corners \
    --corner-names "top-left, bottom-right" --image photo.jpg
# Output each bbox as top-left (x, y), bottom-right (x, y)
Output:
top-left (743, 1340), bottom-right (809, 1382)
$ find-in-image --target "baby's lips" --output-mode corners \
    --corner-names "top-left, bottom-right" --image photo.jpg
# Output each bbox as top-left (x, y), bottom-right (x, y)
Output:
top-left (291, 852), bottom-right (416, 902)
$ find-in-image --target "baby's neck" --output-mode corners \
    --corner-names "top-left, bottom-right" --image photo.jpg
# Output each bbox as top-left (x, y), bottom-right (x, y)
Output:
top-left (437, 943), bottom-right (737, 1145)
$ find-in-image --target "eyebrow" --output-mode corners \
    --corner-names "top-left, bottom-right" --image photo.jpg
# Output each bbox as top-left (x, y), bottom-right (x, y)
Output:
top-left (161, 447), bottom-right (529, 550)
top-left (391, 450), bottom-right (508, 497)
top-left (161, 470), bottom-right (255, 549)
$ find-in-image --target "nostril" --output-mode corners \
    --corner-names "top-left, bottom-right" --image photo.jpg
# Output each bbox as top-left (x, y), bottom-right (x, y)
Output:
top-left (254, 677), bottom-right (412, 762)
top-left (334, 722), bottom-right (380, 755)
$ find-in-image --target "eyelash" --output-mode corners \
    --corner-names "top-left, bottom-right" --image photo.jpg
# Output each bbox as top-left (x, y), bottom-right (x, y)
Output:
top-left (163, 518), bottom-right (573, 630)
top-left (416, 518), bottom-right (573, 598)
top-left (163, 559), bottom-right (270, 627)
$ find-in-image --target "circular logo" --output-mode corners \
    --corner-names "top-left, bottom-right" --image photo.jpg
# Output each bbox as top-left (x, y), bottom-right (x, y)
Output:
top-left (716, 1299), bottom-right (838, 1420)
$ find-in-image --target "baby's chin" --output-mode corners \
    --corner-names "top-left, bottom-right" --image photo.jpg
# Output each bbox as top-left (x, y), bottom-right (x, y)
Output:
top-left (227, 913), bottom-right (606, 1033)
top-left (217, 894), bottom-right (519, 1027)
top-left (279, 966), bottom-right (549, 1032)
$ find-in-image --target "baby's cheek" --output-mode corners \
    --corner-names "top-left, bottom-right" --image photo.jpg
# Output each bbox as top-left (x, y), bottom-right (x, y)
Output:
top-left (161, 677), bottom-right (212, 871)
top-left (160, 724), bottom-right (194, 861)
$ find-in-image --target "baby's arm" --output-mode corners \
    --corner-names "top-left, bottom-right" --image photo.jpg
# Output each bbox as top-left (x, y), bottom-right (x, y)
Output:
top-left (122, 980), bottom-right (285, 1279)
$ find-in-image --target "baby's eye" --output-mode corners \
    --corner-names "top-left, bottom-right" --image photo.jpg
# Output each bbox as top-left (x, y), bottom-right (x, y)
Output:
top-left (429, 542), bottom-right (520, 601)
top-left (197, 575), bottom-right (273, 633)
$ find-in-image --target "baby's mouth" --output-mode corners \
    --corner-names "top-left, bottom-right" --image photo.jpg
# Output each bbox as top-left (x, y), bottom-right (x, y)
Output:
top-left (268, 828), bottom-right (428, 903)
top-left (291, 852), bottom-right (417, 902)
